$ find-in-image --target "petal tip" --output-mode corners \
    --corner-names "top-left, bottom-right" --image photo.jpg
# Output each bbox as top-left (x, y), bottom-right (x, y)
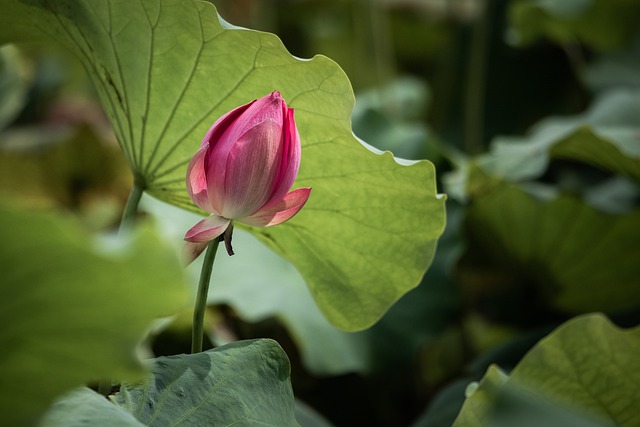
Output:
top-left (182, 242), bottom-right (208, 266)
top-left (240, 187), bottom-right (312, 227)
top-left (184, 215), bottom-right (230, 243)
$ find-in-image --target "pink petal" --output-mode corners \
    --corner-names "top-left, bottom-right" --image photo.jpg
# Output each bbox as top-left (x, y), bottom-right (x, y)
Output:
top-left (182, 241), bottom-right (209, 266)
top-left (219, 119), bottom-right (283, 218)
top-left (184, 215), bottom-right (231, 243)
top-left (264, 105), bottom-right (301, 206)
top-left (201, 99), bottom-right (256, 149)
top-left (186, 143), bottom-right (214, 212)
top-left (201, 102), bottom-right (255, 213)
top-left (240, 187), bottom-right (311, 227)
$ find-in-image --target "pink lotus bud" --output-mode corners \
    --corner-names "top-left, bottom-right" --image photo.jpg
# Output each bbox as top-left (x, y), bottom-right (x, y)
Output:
top-left (183, 91), bottom-right (311, 264)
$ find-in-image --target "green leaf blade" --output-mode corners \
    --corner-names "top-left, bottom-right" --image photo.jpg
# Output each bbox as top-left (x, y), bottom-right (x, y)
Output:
top-left (114, 339), bottom-right (299, 426)
top-left (0, 204), bottom-right (189, 426)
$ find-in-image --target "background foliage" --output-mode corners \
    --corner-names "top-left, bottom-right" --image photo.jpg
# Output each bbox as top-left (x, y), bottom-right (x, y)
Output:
top-left (0, 0), bottom-right (639, 426)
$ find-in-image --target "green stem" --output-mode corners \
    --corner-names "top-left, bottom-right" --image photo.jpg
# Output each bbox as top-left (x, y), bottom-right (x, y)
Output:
top-left (98, 180), bottom-right (145, 397)
top-left (464, 0), bottom-right (493, 155)
top-left (119, 180), bottom-right (145, 235)
top-left (191, 239), bottom-right (220, 353)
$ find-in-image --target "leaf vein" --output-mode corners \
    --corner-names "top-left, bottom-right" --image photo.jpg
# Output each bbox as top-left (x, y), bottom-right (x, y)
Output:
top-left (148, 46), bottom-right (262, 180)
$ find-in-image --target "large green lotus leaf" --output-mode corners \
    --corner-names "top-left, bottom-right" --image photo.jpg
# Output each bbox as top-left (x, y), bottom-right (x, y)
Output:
top-left (113, 339), bottom-right (299, 426)
top-left (453, 314), bottom-right (640, 426)
top-left (478, 89), bottom-right (640, 183)
top-left (509, 0), bottom-right (640, 51)
top-left (0, 203), bottom-right (188, 427)
top-left (0, 0), bottom-right (446, 331)
top-left (40, 388), bottom-right (144, 427)
top-left (465, 178), bottom-right (640, 314)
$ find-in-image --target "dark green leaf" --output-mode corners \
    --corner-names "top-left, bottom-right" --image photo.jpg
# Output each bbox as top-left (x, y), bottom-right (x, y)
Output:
top-left (113, 339), bottom-right (299, 426)
top-left (465, 180), bottom-right (640, 314)
top-left (509, 0), bottom-right (640, 50)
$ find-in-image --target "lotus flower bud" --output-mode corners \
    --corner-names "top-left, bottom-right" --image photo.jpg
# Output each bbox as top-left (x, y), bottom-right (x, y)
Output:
top-left (183, 91), bottom-right (311, 264)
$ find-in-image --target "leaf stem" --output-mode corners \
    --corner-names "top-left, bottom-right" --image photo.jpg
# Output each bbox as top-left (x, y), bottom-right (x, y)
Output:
top-left (98, 180), bottom-right (145, 396)
top-left (119, 179), bottom-right (145, 235)
top-left (464, 0), bottom-right (494, 155)
top-left (191, 239), bottom-right (220, 353)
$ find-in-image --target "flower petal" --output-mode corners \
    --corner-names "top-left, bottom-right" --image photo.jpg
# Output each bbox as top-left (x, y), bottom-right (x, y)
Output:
top-left (182, 241), bottom-right (209, 266)
top-left (240, 187), bottom-right (311, 227)
top-left (184, 215), bottom-right (231, 243)
top-left (201, 101), bottom-right (255, 214)
top-left (201, 99), bottom-right (255, 149)
top-left (185, 143), bottom-right (214, 212)
top-left (264, 105), bottom-right (301, 206)
top-left (211, 92), bottom-right (283, 149)
top-left (219, 118), bottom-right (283, 218)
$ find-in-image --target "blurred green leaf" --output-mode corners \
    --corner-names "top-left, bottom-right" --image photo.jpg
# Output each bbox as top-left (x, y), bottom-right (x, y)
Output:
top-left (113, 339), bottom-right (299, 426)
top-left (0, 45), bottom-right (29, 130)
top-left (41, 388), bottom-right (144, 427)
top-left (488, 384), bottom-right (608, 427)
top-left (295, 400), bottom-right (334, 427)
top-left (465, 178), bottom-right (640, 314)
top-left (0, 204), bottom-right (188, 426)
top-left (0, 124), bottom-right (131, 220)
top-left (509, 0), bottom-right (640, 50)
top-left (478, 89), bottom-right (640, 183)
top-left (412, 379), bottom-right (472, 427)
top-left (583, 176), bottom-right (639, 214)
top-left (352, 77), bottom-right (437, 161)
top-left (454, 314), bottom-right (640, 426)
top-left (1, 0), bottom-right (446, 332)
top-left (584, 37), bottom-right (640, 91)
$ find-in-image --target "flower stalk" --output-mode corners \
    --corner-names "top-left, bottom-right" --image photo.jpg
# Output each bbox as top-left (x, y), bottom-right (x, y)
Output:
top-left (191, 238), bottom-right (220, 353)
